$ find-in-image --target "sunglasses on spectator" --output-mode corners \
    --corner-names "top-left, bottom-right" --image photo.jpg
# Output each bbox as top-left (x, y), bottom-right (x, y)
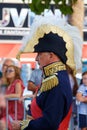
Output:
top-left (6, 69), bottom-right (14, 73)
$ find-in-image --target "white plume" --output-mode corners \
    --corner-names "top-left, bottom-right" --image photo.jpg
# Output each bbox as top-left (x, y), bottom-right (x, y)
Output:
top-left (20, 15), bottom-right (82, 71)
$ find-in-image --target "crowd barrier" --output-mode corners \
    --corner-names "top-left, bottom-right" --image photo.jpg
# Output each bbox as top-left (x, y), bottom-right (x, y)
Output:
top-left (6, 97), bottom-right (32, 130)
top-left (5, 97), bottom-right (83, 130)
top-left (69, 97), bottom-right (79, 130)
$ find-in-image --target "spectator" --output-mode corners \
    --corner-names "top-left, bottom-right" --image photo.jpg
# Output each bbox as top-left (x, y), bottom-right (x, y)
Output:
top-left (66, 65), bottom-right (78, 96)
top-left (27, 68), bottom-right (42, 93)
top-left (76, 71), bottom-right (87, 130)
top-left (2, 58), bottom-right (15, 74)
top-left (0, 65), bottom-right (24, 130)
top-left (21, 64), bottom-right (32, 87)
top-left (0, 94), bottom-right (6, 130)
top-left (21, 68), bottom-right (42, 114)
top-left (0, 73), bottom-right (5, 129)
top-left (1, 58), bottom-right (15, 94)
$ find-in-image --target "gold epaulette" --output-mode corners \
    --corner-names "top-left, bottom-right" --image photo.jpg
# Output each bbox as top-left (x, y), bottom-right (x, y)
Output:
top-left (40, 74), bottom-right (59, 92)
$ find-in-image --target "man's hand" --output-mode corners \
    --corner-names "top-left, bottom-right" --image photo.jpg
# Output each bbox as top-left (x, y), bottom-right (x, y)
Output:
top-left (20, 120), bottom-right (29, 130)
top-left (12, 120), bottom-right (30, 130)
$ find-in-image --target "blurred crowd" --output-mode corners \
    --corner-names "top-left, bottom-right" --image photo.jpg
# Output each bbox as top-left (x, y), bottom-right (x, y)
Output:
top-left (0, 58), bottom-right (42, 130)
top-left (0, 58), bottom-right (87, 130)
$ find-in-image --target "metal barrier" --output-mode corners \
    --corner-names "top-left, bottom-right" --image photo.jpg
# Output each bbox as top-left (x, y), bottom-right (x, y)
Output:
top-left (6, 98), bottom-right (18, 130)
top-left (23, 97), bottom-right (32, 120)
top-left (69, 97), bottom-right (81, 130)
top-left (6, 97), bottom-right (32, 130)
top-left (5, 97), bottom-right (84, 130)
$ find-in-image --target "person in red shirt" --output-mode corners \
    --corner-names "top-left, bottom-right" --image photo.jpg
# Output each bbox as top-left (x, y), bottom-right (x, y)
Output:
top-left (0, 65), bottom-right (24, 130)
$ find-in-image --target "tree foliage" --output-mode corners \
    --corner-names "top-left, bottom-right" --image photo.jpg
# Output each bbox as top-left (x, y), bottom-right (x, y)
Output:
top-left (22, 0), bottom-right (78, 15)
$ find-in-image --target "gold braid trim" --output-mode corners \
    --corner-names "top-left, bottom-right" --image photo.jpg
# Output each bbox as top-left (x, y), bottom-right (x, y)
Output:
top-left (23, 24), bottom-right (76, 72)
top-left (43, 61), bottom-right (66, 77)
top-left (40, 75), bottom-right (58, 93)
top-left (20, 120), bottom-right (31, 130)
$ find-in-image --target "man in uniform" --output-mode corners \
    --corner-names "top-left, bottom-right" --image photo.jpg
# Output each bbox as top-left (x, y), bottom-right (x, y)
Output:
top-left (13, 16), bottom-right (82, 130)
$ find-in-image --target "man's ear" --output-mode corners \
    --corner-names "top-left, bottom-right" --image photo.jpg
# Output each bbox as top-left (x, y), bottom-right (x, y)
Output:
top-left (49, 52), bottom-right (54, 58)
top-left (49, 52), bottom-right (61, 61)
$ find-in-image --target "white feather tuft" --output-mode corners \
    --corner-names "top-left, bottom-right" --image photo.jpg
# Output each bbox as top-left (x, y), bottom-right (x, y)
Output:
top-left (20, 15), bottom-right (82, 71)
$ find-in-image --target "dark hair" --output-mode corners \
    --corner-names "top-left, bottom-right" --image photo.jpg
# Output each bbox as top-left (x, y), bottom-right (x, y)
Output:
top-left (82, 71), bottom-right (87, 76)
top-left (80, 71), bottom-right (87, 85)
top-left (66, 65), bottom-right (78, 96)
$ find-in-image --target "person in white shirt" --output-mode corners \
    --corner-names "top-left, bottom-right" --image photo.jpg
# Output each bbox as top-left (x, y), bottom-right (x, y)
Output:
top-left (76, 71), bottom-right (87, 130)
